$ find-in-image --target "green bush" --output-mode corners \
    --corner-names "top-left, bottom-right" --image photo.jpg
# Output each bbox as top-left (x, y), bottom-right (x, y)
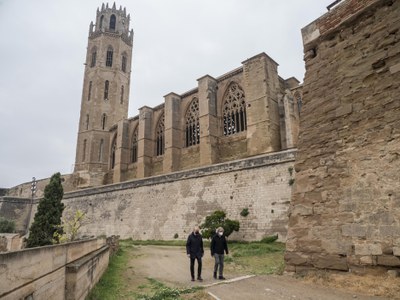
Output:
top-left (261, 234), bottom-right (279, 243)
top-left (240, 208), bottom-right (249, 217)
top-left (0, 217), bottom-right (16, 233)
top-left (200, 210), bottom-right (240, 239)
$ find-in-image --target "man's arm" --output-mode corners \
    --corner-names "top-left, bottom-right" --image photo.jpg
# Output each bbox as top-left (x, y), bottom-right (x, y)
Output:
top-left (186, 235), bottom-right (191, 255)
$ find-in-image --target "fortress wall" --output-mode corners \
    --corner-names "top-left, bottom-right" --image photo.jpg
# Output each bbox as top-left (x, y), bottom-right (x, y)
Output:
top-left (63, 150), bottom-right (296, 241)
top-left (285, 0), bottom-right (400, 272)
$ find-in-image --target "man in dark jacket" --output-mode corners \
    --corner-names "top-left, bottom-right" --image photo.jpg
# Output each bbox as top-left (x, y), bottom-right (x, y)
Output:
top-left (211, 226), bottom-right (229, 280)
top-left (186, 225), bottom-right (204, 281)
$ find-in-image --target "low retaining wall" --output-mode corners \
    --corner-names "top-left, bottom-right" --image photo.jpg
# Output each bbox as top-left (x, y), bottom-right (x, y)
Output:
top-left (0, 238), bottom-right (108, 300)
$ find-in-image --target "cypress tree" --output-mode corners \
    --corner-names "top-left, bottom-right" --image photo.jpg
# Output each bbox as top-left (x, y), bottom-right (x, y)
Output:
top-left (26, 172), bottom-right (65, 248)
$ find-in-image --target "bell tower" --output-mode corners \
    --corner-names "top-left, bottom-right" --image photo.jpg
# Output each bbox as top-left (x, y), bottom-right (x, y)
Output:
top-left (74, 2), bottom-right (133, 187)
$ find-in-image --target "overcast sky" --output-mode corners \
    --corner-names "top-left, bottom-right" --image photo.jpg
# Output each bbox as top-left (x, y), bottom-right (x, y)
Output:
top-left (0, 0), bottom-right (331, 188)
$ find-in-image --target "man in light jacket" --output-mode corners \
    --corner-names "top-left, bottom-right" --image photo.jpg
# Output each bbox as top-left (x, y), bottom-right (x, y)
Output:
top-left (211, 226), bottom-right (229, 280)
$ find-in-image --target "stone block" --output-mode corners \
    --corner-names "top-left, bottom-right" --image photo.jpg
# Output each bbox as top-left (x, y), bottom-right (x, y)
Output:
top-left (389, 63), bottom-right (400, 74)
top-left (359, 256), bottom-right (373, 265)
top-left (284, 252), bottom-right (308, 265)
top-left (311, 254), bottom-right (348, 271)
top-left (388, 270), bottom-right (400, 278)
top-left (377, 255), bottom-right (400, 267)
top-left (393, 247), bottom-right (400, 256)
top-left (341, 224), bottom-right (367, 237)
top-left (354, 243), bottom-right (382, 256)
top-left (292, 204), bottom-right (313, 216)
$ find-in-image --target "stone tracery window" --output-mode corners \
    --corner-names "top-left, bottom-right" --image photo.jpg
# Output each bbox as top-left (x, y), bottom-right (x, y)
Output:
top-left (222, 82), bottom-right (247, 136)
top-left (294, 91), bottom-right (302, 115)
top-left (156, 113), bottom-right (165, 156)
top-left (121, 53), bottom-right (127, 73)
top-left (109, 14), bottom-right (116, 31)
top-left (131, 128), bottom-right (138, 163)
top-left (106, 46), bottom-right (113, 67)
top-left (185, 98), bottom-right (200, 147)
top-left (90, 48), bottom-right (97, 67)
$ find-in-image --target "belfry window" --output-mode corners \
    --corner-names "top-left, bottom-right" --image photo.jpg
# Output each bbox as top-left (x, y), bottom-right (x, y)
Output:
top-left (121, 54), bottom-right (127, 72)
top-left (120, 85), bottom-right (124, 104)
top-left (110, 137), bottom-right (116, 169)
top-left (185, 98), bottom-right (200, 147)
top-left (110, 14), bottom-right (116, 31)
top-left (156, 113), bottom-right (165, 156)
top-left (88, 81), bottom-right (92, 101)
top-left (131, 129), bottom-right (138, 163)
top-left (222, 82), bottom-right (247, 136)
top-left (99, 15), bottom-right (104, 30)
top-left (90, 49), bottom-right (96, 67)
top-left (104, 80), bottom-right (109, 100)
top-left (106, 47), bottom-right (113, 67)
top-left (101, 113), bottom-right (107, 130)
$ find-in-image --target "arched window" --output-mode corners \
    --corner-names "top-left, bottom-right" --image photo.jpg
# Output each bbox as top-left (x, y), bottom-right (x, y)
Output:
top-left (294, 91), bottom-right (302, 115)
top-left (99, 139), bottom-right (104, 161)
top-left (156, 113), bottom-right (165, 156)
top-left (101, 113), bottom-right (107, 130)
top-left (99, 15), bottom-right (104, 30)
top-left (109, 14), bottom-right (116, 31)
top-left (110, 137), bottom-right (116, 169)
top-left (104, 80), bottom-right (109, 100)
top-left (88, 81), bottom-right (92, 101)
top-left (131, 128), bottom-right (138, 163)
top-left (185, 98), bottom-right (200, 147)
top-left (121, 54), bottom-right (127, 72)
top-left (222, 82), bottom-right (247, 136)
top-left (85, 114), bottom-right (89, 130)
top-left (90, 48), bottom-right (97, 67)
top-left (82, 139), bottom-right (87, 162)
top-left (120, 85), bottom-right (124, 104)
top-left (106, 46), bottom-right (113, 67)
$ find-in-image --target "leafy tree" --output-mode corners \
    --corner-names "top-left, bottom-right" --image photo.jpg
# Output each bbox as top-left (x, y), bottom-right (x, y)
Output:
top-left (26, 172), bottom-right (65, 248)
top-left (200, 210), bottom-right (240, 239)
top-left (0, 217), bottom-right (16, 233)
top-left (53, 210), bottom-right (86, 243)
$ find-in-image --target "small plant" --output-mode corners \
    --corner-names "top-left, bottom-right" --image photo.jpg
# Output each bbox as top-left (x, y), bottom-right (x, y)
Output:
top-left (173, 233), bottom-right (178, 239)
top-left (288, 178), bottom-right (295, 186)
top-left (0, 217), bottom-right (16, 233)
top-left (261, 234), bottom-right (279, 243)
top-left (53, 210), bottom-right (86, 243)
top-left (288, 166), bottom-right (294, 176)
top-left (240, 208), bottom-right (249, 217)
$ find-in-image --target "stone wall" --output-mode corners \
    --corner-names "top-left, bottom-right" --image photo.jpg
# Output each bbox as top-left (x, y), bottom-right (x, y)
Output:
top-left (285, 0), bottom-right (400, 272)
top-left (64, 150), bottom-right (296, 241)
top-left (0, 238), bottom-right (108, 300)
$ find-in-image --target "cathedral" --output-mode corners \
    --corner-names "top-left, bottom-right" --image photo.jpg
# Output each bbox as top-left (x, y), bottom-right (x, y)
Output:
top-left (73, 3), bottom-right (302, 188)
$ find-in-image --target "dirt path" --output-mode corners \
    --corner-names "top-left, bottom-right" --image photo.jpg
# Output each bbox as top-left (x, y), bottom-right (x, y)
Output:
top-left (126, 245), bottom-right (390, 300)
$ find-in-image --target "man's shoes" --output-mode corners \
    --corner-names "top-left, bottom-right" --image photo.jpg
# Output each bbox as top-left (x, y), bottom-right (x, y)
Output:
top-left (218, 276), bottom-right (226, 280)
top-left (197, 277), bottom-right (203, 281)
top-left (191, 277), bottom-right (195, 281)
top-left (213, 272), bottom-right (217, 279)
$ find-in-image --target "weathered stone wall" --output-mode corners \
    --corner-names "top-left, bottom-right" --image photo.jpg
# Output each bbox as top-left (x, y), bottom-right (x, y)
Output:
top-left (0, 238), bottom-right (108, 300)
top-left (286, 0), bottom-right (400, 272)
top-left (64, 150), bottom-right (296, 241)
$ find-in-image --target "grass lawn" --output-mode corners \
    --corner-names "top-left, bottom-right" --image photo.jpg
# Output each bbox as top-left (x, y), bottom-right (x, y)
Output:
top-left (86, 239), bottom-right (285, 300)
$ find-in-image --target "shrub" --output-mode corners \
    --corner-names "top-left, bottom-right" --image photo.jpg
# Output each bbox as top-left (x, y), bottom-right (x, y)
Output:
top-left (288, 178), bottom-right (295, 186)
top-left (261, 234), bottom-right (279, 243)
top-left (173, 233), bottom-right (179, 239)
top-left (0, 217), bottom-right (16, 233)
top-left (240, 208), bottom-right (249, 217)
top-left (200, 210), bottom-right (240, 239)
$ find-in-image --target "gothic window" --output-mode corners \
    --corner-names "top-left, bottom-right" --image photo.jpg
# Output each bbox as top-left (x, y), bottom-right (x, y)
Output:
top-left (102, 113), bottom-right (107, 130)
top-left (104, 80), bottom-right (109, 100)
top-left (99, 15), bottom-right (104, 30)
top-left (294, 92), bottom-right (302, 115)
top-left (131, 128), bottom-right (138, 163)
top-left (99, 139), bottom-right (104, 161)
top-left (222, 82), bottom-right (247, 136)
top-left (156, 113), bottom-right (165, 156)
top-left (109, 14), bottom-right (116, 31)
top-left (85, 114), bottom-right (89, 130)
top-left (90, 49), bottom-right (97, 67)
top-left (106, 47), bottom-right (113, 67)
top-left (185, 98), bottom-right (200, 147)
top-left (110, 137), bottom-right (116, 169)
top-left (82, 139), bottom-right (87, 162)
top-left (121, 54), bottom-right (127, 72)
top-left (120, 85), bottom-right (124, 104)
top-left (88, 81), bottom-right (92, 101)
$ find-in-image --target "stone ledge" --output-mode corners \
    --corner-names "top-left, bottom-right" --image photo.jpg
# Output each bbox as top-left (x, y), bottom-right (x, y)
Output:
top-left (66, 245), bottom-right (109, 273)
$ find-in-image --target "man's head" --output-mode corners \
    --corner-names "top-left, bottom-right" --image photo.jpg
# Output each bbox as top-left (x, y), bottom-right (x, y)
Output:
top-left (193, 226), bottom-right (200, 234)
top-left (216, 227), bottom-right (224, 236)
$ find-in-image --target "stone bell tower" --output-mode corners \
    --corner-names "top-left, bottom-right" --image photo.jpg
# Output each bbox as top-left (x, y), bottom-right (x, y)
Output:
top-left (74, 2), bottom-right (133, 187)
